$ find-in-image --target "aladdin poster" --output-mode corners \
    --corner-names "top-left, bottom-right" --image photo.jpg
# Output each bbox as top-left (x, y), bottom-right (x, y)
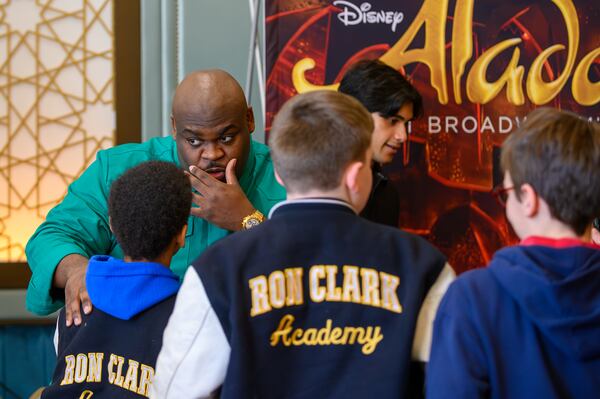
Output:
top-left (264, 0), bottom-right (600, 274)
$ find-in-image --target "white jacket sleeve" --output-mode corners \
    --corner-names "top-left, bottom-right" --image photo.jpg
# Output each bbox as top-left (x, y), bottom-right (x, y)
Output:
top-left (53, 315), bottom-right (60, 354)
top-left (150, 267), bottom-right (231, 399)
top-left (411, 263), bottom-right (456, 362)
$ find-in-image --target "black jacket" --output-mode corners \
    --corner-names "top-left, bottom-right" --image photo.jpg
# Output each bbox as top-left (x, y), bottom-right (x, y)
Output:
top-left (360, 164), bottom-right (400, 227)
top-left (196, 200), bottom-right (446, 398)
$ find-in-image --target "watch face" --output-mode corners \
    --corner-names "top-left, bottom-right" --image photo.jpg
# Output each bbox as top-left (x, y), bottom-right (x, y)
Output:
top-left (245, 218), bottom-right (261, 229)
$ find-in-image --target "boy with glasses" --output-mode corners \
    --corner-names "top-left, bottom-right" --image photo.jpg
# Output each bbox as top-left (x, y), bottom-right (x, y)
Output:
top-left (426, 108), bottom-right (600, 398)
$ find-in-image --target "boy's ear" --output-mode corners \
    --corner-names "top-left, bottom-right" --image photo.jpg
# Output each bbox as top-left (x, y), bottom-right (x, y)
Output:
top-left (176, 225), bottom-right (188, 249)
top-left (518, 183), bottom-right (540, 217)
top-left (274, 170), bottom-right (286, 188)
top-left (344, 161), bottom-right (364, 194)
top-left (591, 227), bottom-right (600, 246)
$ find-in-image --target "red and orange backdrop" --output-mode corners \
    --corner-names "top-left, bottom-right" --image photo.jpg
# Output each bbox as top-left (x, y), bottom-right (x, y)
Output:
top-left (265, 0), bottom-right (599, 274)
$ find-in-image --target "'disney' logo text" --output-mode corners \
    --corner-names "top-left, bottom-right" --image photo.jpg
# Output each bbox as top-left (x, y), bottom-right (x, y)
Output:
top-left (333, 1), bottom-right (404, 32)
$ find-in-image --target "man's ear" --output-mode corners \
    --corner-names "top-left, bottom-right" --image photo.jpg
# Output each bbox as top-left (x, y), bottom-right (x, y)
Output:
top-left (176, 225), bottom-right (188, 249)
top-left (170, 115), bottom-right (177, 138)
top-left (274, 169), bottom-right (286, 188)
top-left (518, 183), bottom-right (539, 217)
top-left (343, 161), bottom-right (364, 194)
top-left (247, 107), bottom-right (255, 134)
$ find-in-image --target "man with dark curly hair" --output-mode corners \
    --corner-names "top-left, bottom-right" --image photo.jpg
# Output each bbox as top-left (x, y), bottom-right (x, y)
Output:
top-left (42, 161), bottom-right (191, 398)
top-left (26, 69), bottom-right (286, 327)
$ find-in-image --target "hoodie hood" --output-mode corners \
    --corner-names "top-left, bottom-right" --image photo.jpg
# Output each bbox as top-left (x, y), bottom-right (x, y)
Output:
top-left (489, 237), bottom-right (600, 360)
top-left (86, 255), bottom-right (180, 320)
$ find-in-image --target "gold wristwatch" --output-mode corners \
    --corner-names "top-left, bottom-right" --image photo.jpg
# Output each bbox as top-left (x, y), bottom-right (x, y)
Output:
top-left (241, 209), bottom-right (265, 230)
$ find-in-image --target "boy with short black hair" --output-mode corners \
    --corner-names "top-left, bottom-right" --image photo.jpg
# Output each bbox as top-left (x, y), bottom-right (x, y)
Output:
top-left (426, 108), bottom-right (600, 398)
top-left (151, 90), bottom-right (454, 398)
top-left (339, 59), bottom-right (422, 226)
top-left (42, 161), bottom-right (192, 398)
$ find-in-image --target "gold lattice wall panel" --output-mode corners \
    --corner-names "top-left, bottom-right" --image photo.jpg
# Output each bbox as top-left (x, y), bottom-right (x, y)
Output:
top-left (0, 0), bottom-right (115, 262)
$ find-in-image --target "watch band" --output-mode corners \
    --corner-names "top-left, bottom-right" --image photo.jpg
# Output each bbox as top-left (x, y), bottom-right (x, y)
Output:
top-left (241, 210), bottom-right (265, 230)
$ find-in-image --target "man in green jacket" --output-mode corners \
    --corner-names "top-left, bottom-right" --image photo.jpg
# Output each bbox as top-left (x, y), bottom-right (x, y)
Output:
top-left (25, 70), bottom-right (286, 326)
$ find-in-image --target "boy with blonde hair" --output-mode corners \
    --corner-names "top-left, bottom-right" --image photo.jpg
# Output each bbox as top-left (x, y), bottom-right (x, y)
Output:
top-left (152, 91), bottom-right (453, 398)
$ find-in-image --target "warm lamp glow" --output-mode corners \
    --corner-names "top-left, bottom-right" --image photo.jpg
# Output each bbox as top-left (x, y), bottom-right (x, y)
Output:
top-left (0, 0), bottom-right (115, 262)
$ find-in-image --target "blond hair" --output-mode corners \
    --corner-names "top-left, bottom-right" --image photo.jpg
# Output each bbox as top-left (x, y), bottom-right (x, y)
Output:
top-left (269, 91), bottom-right (373, 193)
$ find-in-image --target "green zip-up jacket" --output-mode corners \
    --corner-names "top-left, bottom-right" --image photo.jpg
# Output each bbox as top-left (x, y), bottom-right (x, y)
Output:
top-left (25, 136), bottom-right (285, 315)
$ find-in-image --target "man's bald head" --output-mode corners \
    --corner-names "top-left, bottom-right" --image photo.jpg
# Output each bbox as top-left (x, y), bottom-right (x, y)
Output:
top-left (170, 69), bottom-right (255, 181)
top-left (172, 69), bottom-right (248, 124)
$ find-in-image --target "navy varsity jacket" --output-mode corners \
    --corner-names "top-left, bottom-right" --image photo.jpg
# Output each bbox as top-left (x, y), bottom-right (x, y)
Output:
top-left (152, 199), bottom-right (454, 398)
top-left (42, 256), bottom-right (179, 398)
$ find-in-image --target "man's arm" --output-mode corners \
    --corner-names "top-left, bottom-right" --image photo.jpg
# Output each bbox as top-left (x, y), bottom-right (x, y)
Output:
top-left (25, 154), bottom-right (114, 316)
top-left (151, 267), bottom-right (230, 398)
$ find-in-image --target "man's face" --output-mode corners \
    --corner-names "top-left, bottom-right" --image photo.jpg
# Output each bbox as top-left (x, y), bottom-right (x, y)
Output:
top-left (172, 107), bottom-right (254, 181)
top-left (370, 102), bottom-right (413, 165)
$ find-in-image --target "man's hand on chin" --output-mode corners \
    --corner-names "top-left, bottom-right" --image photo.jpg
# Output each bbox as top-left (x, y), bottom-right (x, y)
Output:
top-left (187, 158), bottom-right (256, 231)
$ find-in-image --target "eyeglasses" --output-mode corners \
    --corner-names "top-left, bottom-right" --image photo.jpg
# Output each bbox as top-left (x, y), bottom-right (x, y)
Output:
top-left (492, 184), bottom-right (514, 207)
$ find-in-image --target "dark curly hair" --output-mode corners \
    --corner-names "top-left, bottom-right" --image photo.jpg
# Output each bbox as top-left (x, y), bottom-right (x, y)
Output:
top-left (338, 59), bottom-right (423, 119)
top-left (108, 161), bottom-right (191, 260)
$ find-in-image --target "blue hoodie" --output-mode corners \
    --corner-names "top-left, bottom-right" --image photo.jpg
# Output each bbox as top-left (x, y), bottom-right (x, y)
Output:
top-left (42, 256), bottom-right (180, 399)
top-left (426, 237), bottom-right (600, 399)
top-left (86, 255), bottom-right (180, 319)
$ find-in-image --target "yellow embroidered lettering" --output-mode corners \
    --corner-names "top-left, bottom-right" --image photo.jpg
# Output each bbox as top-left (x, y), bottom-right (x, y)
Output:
top-left (325, 266), bottom-right (342, 301)
top-left (268, 271), bottom-right (286, 308)
top-left (113, 355), bottom-right (125, 387)
top-left (284, 268), bottom-right (304, 306)
top-left (342, 265), bottom-right (361, 303)
top-left (309, 265), bottom-right (327, 302)
top-left (137, 364), bottom-right (154, 397)
top-left (86, 353), bottom-right (103, 383)
top-left (379, 272), bottom-right (402, 313)
top-left (270, 314), bottom-right (384, 355)
top-left (249, 275), bottom-right (272, 317)
top-left (361, 268), bottom-right (381, 306)
top-left (270, 314), bottom-right (295, 346)
top-left (74, 354), bottom-right (88, 383)
top-left (60, 355), bottom-right (75, 385)
top-left (122, 359), bottom-right (139, 392)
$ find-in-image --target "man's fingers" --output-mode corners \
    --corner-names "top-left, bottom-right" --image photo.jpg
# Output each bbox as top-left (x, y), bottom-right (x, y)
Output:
top-left (225, 159), bottom-right (238, 185)
top-left (185, 171), bottom-right (208, 193)
top-left (64, 303), bottom-right (73, 327)
top-left (190, 206), bottom-right (205, 219)
top-left (81, 290), bottom-right (92, 315)
top-left (68, 296), bottom-right (82, 326)
top-left (191, 192), bottom-right (206, 207)
top-left (189, 166), bottom-right (217, 187)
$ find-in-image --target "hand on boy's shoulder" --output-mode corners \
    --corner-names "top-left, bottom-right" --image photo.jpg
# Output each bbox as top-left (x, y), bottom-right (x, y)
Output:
top-left (54, 254), bottom-right (92, 327)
